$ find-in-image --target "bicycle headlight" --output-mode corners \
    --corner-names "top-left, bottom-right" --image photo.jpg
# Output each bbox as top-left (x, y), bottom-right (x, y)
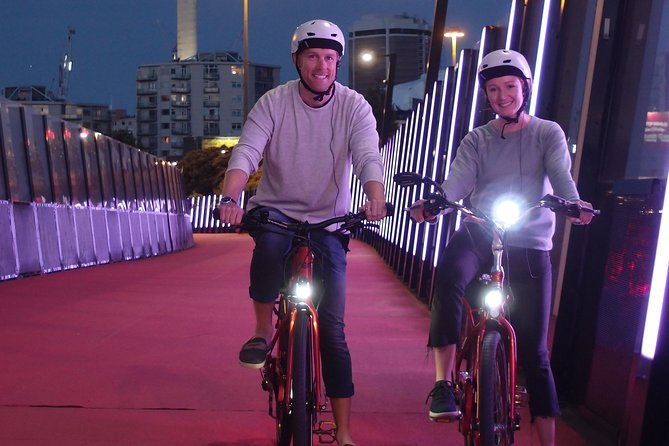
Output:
top-left (492, 199), bottom-right (521, 228)
top-left (294, 281), bottom-right (312, 301)
top-left (484, 288), bottom-right (504, 317)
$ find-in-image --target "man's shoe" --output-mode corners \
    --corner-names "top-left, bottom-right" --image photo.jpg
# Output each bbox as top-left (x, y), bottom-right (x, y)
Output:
top-left (426, 380), bottom-right (458, 420)
top-left (239, 337), bottom-right (270, 369)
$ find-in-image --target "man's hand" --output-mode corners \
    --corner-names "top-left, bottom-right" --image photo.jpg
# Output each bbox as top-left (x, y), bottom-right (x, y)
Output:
top-left (218, 201), bottom-right (245, 226)
top-left (360, 198), bottom-right (387, 221)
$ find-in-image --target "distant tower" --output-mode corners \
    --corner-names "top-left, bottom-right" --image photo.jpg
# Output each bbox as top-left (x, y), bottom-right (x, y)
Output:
top-left (348, 14), bottom-right (431, 96)
top-left (58, 26), bottom-right (76, 100)
top-left (177, 0), bottom-right (197, 61)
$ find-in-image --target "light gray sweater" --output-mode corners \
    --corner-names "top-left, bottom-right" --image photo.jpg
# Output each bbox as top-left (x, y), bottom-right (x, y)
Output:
top-left (442, 117), bottom-right (580, 250)
top-left (227, 80), bottom-right (384, 223)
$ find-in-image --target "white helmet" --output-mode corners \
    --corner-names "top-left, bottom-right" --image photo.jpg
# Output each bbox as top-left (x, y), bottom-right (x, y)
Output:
top-left (291, 19), bottom-right (345, 56)
top-left (478, 49), bottom-right (532, 85)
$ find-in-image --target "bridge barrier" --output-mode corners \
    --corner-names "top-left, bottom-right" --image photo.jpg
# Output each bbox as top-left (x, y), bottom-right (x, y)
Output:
top-left (0, 98), bottom-right (193, 282)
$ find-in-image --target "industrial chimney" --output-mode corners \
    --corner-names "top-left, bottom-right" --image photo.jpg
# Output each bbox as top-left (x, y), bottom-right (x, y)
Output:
top-left (177, 0), bottom-right (197, 61)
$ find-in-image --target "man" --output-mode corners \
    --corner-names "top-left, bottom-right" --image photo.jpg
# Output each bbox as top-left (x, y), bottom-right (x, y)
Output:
top-left (218, 19), bottom-right (386, 446)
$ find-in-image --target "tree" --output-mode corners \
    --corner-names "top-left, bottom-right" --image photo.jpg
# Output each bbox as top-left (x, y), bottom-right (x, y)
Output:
top-left (178, 143), bottom-right (263, 197)
top-left (178, 145), bottom-right (230, 196)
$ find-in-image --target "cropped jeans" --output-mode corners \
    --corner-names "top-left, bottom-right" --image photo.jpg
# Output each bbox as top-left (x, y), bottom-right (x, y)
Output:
top-left (247, 207), bottom-right (353, 398)
top-left (428, 221), bottom-right (560, 419)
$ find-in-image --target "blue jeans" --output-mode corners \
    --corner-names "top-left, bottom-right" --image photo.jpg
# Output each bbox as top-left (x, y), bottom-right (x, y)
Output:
top-left (248, 207), bottom-right (354, 398)
top-left (429, 221), bottom-right (560, 419)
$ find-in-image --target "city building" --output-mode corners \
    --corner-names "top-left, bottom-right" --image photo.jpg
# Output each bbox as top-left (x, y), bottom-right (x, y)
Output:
top-left (1, 85), bottom-right (117, 135)
top-left (135, 52), bottom-right (279, 160)
top-left (348, 14), bottom-right (431, 97)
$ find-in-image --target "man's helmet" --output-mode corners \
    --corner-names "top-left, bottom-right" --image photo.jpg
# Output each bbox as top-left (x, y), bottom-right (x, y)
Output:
top-left (291, 19), bottom-right (345, 56)
top-left (478, 49), bottom-right (532, 86)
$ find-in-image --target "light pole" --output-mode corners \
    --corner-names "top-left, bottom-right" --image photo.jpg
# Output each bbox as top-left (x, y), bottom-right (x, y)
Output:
top-left (360, 51), bottom-right (396, 145)
top-left (243, 0), bottom-right (249, 120)
top-left (444, 28), bottom-right (465, 66)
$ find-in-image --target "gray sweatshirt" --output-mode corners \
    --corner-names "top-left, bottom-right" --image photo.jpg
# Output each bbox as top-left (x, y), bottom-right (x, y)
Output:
top-left (227, 80), bottom-right (384, 224)
top-left (442, 117), bottom-right (580, 250)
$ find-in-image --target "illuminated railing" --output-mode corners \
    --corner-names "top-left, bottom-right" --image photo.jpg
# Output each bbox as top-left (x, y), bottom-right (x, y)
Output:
top-left (0, 98), bottom-right (193, 281)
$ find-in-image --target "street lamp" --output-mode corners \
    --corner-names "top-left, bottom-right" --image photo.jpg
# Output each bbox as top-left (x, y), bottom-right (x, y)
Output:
top-left (444, 28), bottom-right (465, 66)
top-left (360, 51), bottom-right (397, 145)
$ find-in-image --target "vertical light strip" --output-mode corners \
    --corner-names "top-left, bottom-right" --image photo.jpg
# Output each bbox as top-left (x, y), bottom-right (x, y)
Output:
top-left (468, 28), bottom-right (488, 132)
top-left (198, 196), bottom-right (206, 229)
top-left (205, 195), bottom-right (213, 229)
top-left (451, 50), bottom-right (468, 232)
top-left (641, 184), bottom-right (669, 359)
top-left (446, 51), bottom-right (465, 175)
top-left (189, 196), bottom-right (196, 228)
top-left (413, 94), bottom-right (431, 257)
top-left (506, 0), bottom-right (518, 49)
top-left (430, 72), bottom-right (452, 267)
top-left (397, 112), bottom-right (417, 251)
top-left (212, 194), bottom-right (220, 229)
top-left (390, 130), bottom-right (402, 242)
top-left (432, 68), bottom-right (451, 181)
top-left (420, 82), bottom-right (439, 261)
top-left (529, 0), bottom-right (552, 116)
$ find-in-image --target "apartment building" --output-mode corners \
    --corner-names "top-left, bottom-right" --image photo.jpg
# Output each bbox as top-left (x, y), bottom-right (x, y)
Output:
top-left (136, 51), bottom-right (279, 160)
top-left (348, 14), bottom-right (431, 97)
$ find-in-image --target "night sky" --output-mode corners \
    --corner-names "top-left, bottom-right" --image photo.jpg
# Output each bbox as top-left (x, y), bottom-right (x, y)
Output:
top-left (0, 0), bottom-right (510, 112)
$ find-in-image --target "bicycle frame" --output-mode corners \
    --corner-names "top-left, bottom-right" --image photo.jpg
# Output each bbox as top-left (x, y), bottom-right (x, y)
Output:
top-left (454, 226), bottom-right (519, 445)
top-left (248, 207), bottom-right (393, 446)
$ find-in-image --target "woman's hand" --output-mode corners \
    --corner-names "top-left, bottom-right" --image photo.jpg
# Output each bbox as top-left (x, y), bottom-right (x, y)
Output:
top-left (569, 200), bottom-right (595, 225)
top-left (408, 200), bottom-right (438, 224)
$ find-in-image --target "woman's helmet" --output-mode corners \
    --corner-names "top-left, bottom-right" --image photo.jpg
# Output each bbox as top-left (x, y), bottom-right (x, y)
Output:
top-left (478, 49), bottom-right (533, 124)
top-left (291, 19), bottom-right (345, 56)
top-left (477, 49), bottom-right (532, 85)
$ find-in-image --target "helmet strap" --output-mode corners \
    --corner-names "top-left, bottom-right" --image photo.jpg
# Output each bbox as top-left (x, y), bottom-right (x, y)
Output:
top-left (295, 64), bottom-right (337, 103)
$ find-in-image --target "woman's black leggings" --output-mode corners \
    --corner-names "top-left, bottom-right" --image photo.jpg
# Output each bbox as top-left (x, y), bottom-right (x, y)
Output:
top-left (428, 221), bottom-right (560, 418)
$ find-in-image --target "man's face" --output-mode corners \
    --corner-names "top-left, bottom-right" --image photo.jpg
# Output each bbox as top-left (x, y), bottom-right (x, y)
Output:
top-left (484, 75), bottom-right (526, 118)
top-left (294, 48), bottom-right (340, 92)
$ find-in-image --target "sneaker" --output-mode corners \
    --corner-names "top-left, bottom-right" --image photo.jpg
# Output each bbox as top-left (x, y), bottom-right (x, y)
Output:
top-left (239, 336), bottom-right (270, 369)
top-left (426, 380), bottom-right (458, 420)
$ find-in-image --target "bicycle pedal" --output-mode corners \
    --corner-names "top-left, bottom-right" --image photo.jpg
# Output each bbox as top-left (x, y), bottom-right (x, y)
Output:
top-left (431, 413), bottom-right (461, 424)
top-left (315, 420), bottom-right (337, 444)
top-left (514, 385), bottom-right (528, 407)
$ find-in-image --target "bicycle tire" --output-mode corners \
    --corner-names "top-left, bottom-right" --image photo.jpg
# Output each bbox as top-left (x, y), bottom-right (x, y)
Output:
top-left (275, 298), bottom-right (292, 446)
top-left (479, 330), bottom-right (512, 446)
top-left (290, 310), bottom-right (314, 446)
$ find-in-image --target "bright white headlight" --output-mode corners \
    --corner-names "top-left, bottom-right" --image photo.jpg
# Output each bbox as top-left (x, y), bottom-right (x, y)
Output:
top-left (493, 199), bottom-right (521, 228)
top-left (295, 281), bottom-right (312, 301)
top-left (484, 288), bottom-right (504, 316)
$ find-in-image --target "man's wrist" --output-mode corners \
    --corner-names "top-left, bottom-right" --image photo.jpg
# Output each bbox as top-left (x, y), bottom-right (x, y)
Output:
top-left (219, 196), bottom-right (237, 205)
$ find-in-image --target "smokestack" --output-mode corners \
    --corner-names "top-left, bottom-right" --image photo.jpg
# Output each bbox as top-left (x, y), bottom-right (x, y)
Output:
top-left (177, 0), bottom-right (197, 61)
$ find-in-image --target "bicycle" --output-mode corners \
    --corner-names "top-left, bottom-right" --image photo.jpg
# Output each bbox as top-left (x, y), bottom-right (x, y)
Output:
top-left (239, 205), bottom-right (393, 446)
top-left (394, 171), bottom-right (598, 446)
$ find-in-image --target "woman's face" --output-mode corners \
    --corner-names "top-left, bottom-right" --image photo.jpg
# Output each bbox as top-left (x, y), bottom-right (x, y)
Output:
top-left (484, 75), bottom-right (526, 118)
top-left (294, 47), bottom-right (340, 92)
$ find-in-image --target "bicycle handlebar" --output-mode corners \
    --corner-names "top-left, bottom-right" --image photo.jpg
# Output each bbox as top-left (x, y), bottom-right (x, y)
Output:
top-left (242, 203), bottom-right (395, 234)
top-left (394, 171), bottom-right (600, 222)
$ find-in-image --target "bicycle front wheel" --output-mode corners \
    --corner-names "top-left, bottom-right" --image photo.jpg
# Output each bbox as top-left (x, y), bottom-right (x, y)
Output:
top-left (479, 330), bottom-right (512, 446)
top-left (290, 310), bottom-right (315, 446)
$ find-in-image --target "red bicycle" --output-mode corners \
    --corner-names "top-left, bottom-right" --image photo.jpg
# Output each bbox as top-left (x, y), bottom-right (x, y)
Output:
top-left (394, 172), bottom-right (598, 446)
top-left (241, 205), bottom-right (392, 446)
